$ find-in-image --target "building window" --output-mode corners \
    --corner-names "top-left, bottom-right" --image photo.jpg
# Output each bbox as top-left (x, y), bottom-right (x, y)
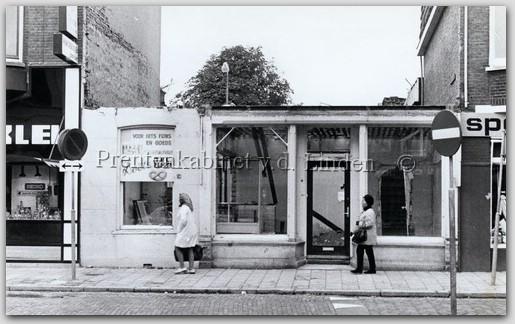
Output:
top-left (119, 127), bottom-right (175, 227)
top-left (6, 164), bottom-right (64, 256)
top-left (367, 127), bottom-right (441, 237)
top-left (6, 6), bottom-right (23, 62)
top-left (123, 182), bottom-right (173, 226)
top-left (488, 6), bottom-right (506, 70)
top-left (216, 126), bottom-right (288, 234)
top-left (490, 140), bottom-right (506, 248)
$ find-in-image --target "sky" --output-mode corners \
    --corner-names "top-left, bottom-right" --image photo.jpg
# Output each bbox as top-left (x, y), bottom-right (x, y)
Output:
top-left (160, 6), bottom-right (422, 106)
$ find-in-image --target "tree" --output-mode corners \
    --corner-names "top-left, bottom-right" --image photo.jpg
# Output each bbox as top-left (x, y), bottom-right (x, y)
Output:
top-left (173, 46), bottom-right (294, 107)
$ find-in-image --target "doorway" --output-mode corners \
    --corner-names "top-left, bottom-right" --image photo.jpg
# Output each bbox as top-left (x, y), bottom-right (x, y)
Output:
top-left (307, 160), bottom-right (351, 257)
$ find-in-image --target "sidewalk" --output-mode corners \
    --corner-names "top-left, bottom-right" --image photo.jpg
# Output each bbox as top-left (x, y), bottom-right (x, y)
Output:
top-left (5, 263), bottom-right (506, 298)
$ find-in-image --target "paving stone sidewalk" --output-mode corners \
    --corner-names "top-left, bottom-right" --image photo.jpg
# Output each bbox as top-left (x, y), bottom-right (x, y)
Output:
top-left (5, 263), bottom-right (506, 298)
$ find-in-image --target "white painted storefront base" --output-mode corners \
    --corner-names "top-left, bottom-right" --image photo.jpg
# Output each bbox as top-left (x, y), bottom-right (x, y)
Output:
top-left (350, 237), bottom-right (446, 271)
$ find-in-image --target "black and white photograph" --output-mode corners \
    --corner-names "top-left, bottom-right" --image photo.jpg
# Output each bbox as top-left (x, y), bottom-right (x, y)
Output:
top-left (3, 2), bottom-right (507, 316)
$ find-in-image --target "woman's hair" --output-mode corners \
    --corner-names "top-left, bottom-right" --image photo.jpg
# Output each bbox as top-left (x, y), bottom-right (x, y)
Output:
top-left (179, 193), bottom-right (194, 211)
top-left (363, 194), bottom-right (374, 210)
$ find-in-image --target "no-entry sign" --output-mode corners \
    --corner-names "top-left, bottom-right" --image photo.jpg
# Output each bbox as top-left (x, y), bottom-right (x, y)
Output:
top-left (57, 128), bottom-right (88, 160)
top-left (431, 110), bottom-right (462, 157)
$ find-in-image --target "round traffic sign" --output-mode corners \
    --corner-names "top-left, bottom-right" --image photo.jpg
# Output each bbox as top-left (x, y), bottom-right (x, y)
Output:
top-left (431, 110), bottom-right (462, 157)
top-left (57, 128), bottom-right (88, 160)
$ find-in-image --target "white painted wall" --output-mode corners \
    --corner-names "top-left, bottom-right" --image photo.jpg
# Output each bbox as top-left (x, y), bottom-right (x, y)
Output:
top-left (80, 107), bottom-right (201, 267)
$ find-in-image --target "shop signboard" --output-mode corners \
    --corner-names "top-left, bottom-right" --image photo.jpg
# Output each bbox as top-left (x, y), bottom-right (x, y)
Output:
top-left (59, 6), bottom-right (78, 40)
top-left (53, 33), bottom-right (78, 64)
top-left (25, 183), bottom-right (46, 190)
top-left (460, 112), bottom-right (506, 137)
top-left (120, 127), bottom-right (174, 182)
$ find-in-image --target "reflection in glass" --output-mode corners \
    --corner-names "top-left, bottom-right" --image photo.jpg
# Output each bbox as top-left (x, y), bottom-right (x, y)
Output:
top-left (368, 127), bottom-right (441, 237)
top-left (123, 182), bottom-right (173, 226)
top-left (216, 127), bottom-right (288, 234)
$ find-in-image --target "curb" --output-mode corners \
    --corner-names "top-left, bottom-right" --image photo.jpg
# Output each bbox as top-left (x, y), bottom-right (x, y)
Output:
top-left (6, 285), bottom-right (506, 298)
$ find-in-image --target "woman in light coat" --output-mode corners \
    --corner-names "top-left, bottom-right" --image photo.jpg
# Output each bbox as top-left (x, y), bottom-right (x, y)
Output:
top-left (351, 194), bottom-right (377, 274)
top-left (174, 193), bottom-right (199, 274)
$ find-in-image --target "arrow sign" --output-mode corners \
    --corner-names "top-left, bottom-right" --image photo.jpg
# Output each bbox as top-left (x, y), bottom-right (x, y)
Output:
top-left (59, 160), bottom-right (84, 172)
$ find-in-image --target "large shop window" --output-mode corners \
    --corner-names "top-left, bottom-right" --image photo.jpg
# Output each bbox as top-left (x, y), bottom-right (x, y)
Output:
top-left (367, 127), bottom-right (441, 237)
top-left (120, 127), bottom-right (174, 227)
top-left (6, 164), bottom-right (63, 244)
top-left (488, 6), bottom-right (506, 69)
top-left (491, 140), bottom-right (506, 248)
top-left (216, 127), bottom-right (288, 234)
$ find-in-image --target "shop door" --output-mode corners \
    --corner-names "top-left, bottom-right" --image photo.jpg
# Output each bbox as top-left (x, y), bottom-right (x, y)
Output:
top-left (307, 160), bottom-right (350, 256)
top-left (380, 168), bottom-right (407, 235)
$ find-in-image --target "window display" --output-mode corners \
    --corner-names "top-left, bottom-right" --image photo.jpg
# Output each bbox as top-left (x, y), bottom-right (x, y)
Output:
top-left (216, 126), bottom-right (288, 234)
top-left (6, 164), bottom-right (62, 221)
top-left (491, 140), bottom-right (506, 248)
top-left (119, 127), bottom-right (175, 227)
top-left (123, 182), bottom-right (173, 226)
top-left (367, 127), bottom-right (441, 237)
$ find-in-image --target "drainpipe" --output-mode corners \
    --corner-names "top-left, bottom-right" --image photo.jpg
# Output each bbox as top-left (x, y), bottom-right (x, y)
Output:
top-left (420, 56), bottom-right (425, 105)
top-left (464, 6), bottom-right (468, 109)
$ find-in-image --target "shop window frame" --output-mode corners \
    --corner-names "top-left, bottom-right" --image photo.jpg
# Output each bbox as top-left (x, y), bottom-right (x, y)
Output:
top-left (366, 125), bottom-right (442, 238)
top-left (214, 125), bottom-right (289, 236)
top-left (490, 138), bottom-right (506, 249)
top-left (487, 6), bottom-right (506, 71)
top-left (117, 125), bottom-right (176, 231)
top-left (6, 6), bottom-right (24, 63)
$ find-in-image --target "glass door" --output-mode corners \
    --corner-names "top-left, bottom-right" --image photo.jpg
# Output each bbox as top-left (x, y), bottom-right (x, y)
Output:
top-left (307, 160), bottom-right (350, 256)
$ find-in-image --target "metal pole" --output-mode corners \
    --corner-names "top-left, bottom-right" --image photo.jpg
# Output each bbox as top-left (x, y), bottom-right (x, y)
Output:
top-left (225, 72), bottom-right (229, 105)
top-left (258, 161), bottom-right (262, 232)
top-left (491, 130), bottom-right (506, 285)
top-left (71, 170), bottom-right (77, 280)
top-left (448, 155), bottom-right (457, 315)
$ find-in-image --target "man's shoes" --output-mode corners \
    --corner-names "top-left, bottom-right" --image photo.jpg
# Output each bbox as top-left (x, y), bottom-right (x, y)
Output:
top-left (174, 268), bottom-right (187, 274)
top-left (187, 269), bottom-right (196, 274)
top-left (364, 270), bottom-right (376, 274)
top-left (350, 269), bottom-right (362, 274)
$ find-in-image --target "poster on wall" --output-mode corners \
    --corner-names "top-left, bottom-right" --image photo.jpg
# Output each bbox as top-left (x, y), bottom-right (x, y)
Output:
top-left (119, 127), bottom-right (174, 182)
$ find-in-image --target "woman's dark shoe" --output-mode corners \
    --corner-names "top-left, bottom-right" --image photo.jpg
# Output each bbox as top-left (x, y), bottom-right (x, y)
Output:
top-left (350, 269), bottom-right (362, 274)
top-left (364, 270), bottom-right (376, 274)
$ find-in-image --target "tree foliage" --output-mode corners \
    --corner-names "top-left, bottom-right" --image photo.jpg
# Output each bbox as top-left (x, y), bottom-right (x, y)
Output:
top-left (173, 46), bottom-right (293, 107)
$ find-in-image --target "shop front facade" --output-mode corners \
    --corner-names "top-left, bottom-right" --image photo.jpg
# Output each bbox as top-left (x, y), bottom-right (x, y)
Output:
top-left (81, 105), bottom-right (450, 271)
top-left (6, 66), bottom-right (81, 262)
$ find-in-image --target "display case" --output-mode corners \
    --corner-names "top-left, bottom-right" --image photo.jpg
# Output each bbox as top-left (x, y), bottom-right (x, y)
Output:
top-left (6, 164), bottom-right (64, 246)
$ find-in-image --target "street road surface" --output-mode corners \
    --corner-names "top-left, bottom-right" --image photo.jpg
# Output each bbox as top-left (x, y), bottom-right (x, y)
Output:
top-left (6, 291), bottom-right (506, 315)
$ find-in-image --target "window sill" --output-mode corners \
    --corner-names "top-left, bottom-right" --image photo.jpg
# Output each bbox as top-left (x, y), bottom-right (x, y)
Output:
top-left (485, 65), bottom-right (506, 72)
top-left (214, 234), bottom-right (289, 242)
top-left (113, 227), bottom-right (176, 235)
top-left (377, 236), bottom-right (445, 247)
top-left (6, 60), bottom-right (25, 68)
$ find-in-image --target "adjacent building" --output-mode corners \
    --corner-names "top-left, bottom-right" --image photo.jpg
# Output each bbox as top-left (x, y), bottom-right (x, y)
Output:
top-left (416, 6), bottom-right (506, 271)
top-left (5, 6), bottom-right (161, 262)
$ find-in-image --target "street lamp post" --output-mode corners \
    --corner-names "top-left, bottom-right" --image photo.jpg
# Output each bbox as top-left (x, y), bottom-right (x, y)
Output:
top-left (221, 62), bottom-right (230, 106)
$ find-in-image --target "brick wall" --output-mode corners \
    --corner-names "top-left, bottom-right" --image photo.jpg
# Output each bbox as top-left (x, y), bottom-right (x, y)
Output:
top-left (466, 7), bottom-right (490, 107)
top-left (488, 71), bottom-right (506, 106)
top-left (24, 7), bottom-right (79, 65)
top-left (83, 6), bottom-right (161, 108)
top-left (467, 7), bottom-right (506, 107)
top-left (422, 7), bottom-right (462, 107)
top-left (422, 6), bottom-right (506, 109)
top-left (22, 6), bottom-right (161, 108)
